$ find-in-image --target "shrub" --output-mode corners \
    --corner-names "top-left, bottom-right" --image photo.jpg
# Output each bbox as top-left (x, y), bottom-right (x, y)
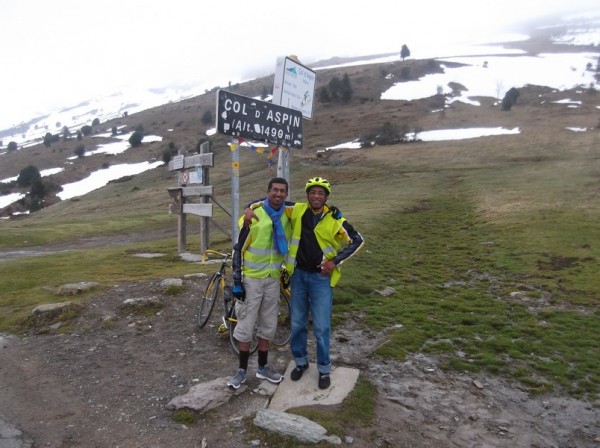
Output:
top-left (502, 87), bottom-right (520, 111)
top-left (7, 141), bottom-right (18, 152)
top-left (162, 148), bottom-right (173, 164)
top-left (360, 121), bottom-right (408, 147)
top-left (129, 130), bottom-right (143, 147)
top-left (81, 125), bottom-right (93, 136)
top-left (201, 110), bottom-right (213, 125)
top-left (74, 144), bottom-right (86, 158)
top-left (92, 117), bottom-right (100, 126)
top-left (319, 74), bottom-right (353, 104)
top-left (17, 165), bottom-right (41, 187)
top-left (400, 44), bottom-right (411, 61)
top-left (318, 86), bottom-right (331, 103)
top-left (43, 132), bottom-right (59, 147)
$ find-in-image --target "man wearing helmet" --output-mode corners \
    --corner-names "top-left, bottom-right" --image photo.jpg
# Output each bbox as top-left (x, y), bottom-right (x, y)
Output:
top-left (244, 176), bottom-right (364, 389)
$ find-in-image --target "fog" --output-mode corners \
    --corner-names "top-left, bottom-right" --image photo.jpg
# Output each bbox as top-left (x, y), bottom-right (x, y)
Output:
top-left (1, 0), bottom-right (598, 130)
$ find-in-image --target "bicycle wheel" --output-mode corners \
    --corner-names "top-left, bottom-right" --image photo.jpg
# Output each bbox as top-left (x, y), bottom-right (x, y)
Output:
top-left (272, 290), bottom-right (291, 346)
top-left (197, 273), bottom-right (221, 328)
top-left (227, 301), bottom-right (258, 356)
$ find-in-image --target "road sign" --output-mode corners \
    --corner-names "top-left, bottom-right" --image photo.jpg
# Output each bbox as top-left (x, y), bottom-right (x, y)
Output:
top-left (216, 90), bottom-right (303, 148)
top-left (273, 56), bottom-right (316, 120)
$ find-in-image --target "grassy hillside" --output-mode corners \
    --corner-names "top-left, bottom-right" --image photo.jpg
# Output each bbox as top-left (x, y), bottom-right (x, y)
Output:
top-left (1, 44), bottom-right (599, 401)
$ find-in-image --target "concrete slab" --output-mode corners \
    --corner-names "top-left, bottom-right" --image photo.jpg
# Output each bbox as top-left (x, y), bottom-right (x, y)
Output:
top-left (269, 362), bottom-right (359, 411)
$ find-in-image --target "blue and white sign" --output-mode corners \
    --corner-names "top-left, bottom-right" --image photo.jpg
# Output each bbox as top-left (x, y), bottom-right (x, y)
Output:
top-left (272, 56), bottom-right (316, 120)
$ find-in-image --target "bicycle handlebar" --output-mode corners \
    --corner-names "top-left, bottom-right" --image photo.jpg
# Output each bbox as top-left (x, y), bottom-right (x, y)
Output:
top-left (201, 249), bottom-right (231, 264)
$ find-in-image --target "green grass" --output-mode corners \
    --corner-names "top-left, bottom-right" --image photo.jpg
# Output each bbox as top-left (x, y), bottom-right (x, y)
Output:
top-left (334, 192), bottom-right (600, 400)
top-left (1, 128), bottom-right (599, 402)
top-left (0, 237), bottom-right (222, 333)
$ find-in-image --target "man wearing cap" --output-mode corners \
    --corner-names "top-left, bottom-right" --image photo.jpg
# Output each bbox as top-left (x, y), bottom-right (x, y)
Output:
top-left (244, 176), bottom-right (364, 389)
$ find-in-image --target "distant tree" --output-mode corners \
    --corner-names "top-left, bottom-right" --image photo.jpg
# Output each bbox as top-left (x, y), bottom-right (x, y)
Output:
top-left (318, 86), bottom-right (331, 103)
top-left (43, 132), bottom-right (53, 147)
top-left (62, 126), bottom-right (71, 141)
top-left (341, 73), bottom-right (353, 103)
top-left (43, 132), bottom-right (60, 147)
top-left (360, 121), bottom-right (408, 147)
top-left (25, 179), bottom-right (47, 211)
top-left (55, 121), bottom-right (61, 128)
top-left (261, 85), bottom-right (269, 100)
top-left (30, 180), bottom-right (46, 200)
top-left (76, 130), bottom-right (83, 141)
top-left (400, 44), bottom-right (411, 61)
top-left (17, 165), bottom-right (41, 188)
top-left (162, 148), bottom-right (174, 164)
top-left (7, 141), bottom-right (18, 152)
top-left (74, 144), bottom-right (86, 158)
top-left (122, 111), bottom-right (129, 118)
top-left (92, 117), bottom-right (100, 126)
top-left (111, 126), bottom-right (118, 136)
top-left (501, 87), bottom-right (520, 111)
top-left (129, 130), bottom-right (144, 147)
top-left (328, 77), bottom-right (343, 101)
top-left (81, 125), bottom-right (93, 136)
top-left (201, 110), bottom-right (213, 125)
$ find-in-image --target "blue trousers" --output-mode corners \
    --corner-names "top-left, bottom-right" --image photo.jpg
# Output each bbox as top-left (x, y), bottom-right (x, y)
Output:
top-left (289, 268), bottom-right (333, 374)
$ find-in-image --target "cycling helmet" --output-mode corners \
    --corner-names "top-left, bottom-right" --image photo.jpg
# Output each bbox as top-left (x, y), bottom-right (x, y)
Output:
top-left (305, 177), bottom-right (331, 194)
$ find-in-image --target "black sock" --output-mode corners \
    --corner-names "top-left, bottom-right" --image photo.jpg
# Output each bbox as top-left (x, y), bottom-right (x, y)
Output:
top-left (239, 350), bottom-right (250, 370)
top-left (258, 350), bottom-right (268, 368)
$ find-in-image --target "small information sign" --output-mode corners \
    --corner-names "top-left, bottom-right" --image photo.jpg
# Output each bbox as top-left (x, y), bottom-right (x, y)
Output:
top-left (172, 155), bottom-right (184, 170)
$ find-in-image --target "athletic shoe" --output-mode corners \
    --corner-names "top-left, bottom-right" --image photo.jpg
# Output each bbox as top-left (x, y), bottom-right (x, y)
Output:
top-left (290, 364), bottom-right (308, 381)
top-left (318, 373), bottom-right (331, 389)
top-left (227, 368), bottom-right (247, 389)
top-left (256, 365), bottom-right (283, 384)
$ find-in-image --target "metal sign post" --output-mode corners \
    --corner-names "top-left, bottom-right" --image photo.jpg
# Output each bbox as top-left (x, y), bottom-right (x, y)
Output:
top-left (230, 139), bottom-right (240, 244)
top-left (272, 55), bottom-right (316, 192)
top-left (276, 146), bottom-right (290, 199)
top-left (216, 90), bottom-right (303, 244)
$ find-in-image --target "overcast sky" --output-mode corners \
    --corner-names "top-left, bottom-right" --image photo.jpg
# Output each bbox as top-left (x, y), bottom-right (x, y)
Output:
top-left (1, 0), bottom-right (598, 130)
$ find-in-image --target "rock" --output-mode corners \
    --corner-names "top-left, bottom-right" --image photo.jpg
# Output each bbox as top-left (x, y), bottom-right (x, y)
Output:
top-left (160, 278), bottom-right (183, 288)
top-left (373, 286), bottom-right (396, 297)
top-left (253, 409), bottom-right (341, 444)
top-left (473, 380), bottom-right (484, 389)
top-left (166, 377), bottom-right (237, 413)
top-left (32, 301), bottom-right (77, 315)
top-left (54, 282), bottom-right (99, 295)
top-left (184, 273), bottom-right (208, 279)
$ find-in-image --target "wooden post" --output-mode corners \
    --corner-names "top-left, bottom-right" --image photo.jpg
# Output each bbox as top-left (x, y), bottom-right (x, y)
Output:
top-left (199, 142), bottom-right (211, 253)
top-left (168, 187), bottom-right (185, 252)
top-left (168, 152), bottom-right (215, 254)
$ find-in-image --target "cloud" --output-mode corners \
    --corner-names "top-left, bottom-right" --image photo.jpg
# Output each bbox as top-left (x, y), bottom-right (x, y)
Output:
top-left (1, 0), bottom-right (598, 129)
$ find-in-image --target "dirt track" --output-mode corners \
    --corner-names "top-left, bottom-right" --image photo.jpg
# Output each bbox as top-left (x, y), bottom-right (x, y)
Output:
top-left (1, 268), bottom-right (598, 447)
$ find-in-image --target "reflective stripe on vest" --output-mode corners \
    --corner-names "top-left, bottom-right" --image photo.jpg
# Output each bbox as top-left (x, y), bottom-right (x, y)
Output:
top-left (241, 206), bottom-right (291, 279)
top-left (285, 203), bottom-right (346, 287)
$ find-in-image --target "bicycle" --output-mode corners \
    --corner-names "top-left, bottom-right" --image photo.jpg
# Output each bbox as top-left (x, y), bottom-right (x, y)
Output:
top-left (197, 249), bottom-right (291, 355)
